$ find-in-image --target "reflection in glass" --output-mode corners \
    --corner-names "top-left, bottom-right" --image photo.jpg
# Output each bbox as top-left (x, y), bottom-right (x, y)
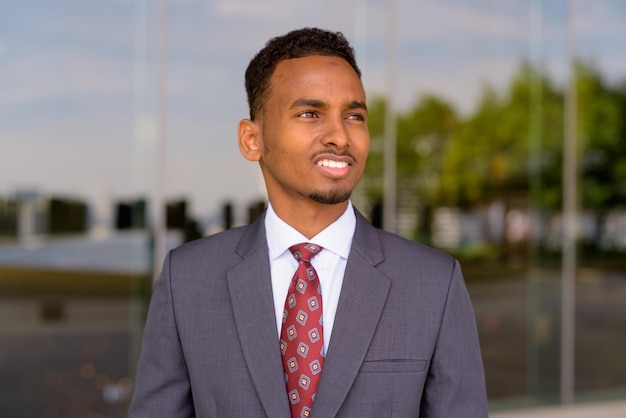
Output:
top-left (1, 0), bottom-right (625, 415)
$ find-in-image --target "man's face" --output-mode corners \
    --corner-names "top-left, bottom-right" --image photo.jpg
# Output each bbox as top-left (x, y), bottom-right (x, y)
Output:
top-left (253, 55), bottom-right (369, 208)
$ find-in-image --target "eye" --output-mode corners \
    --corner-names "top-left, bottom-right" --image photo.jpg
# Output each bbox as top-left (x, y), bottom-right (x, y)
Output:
top-left (298, 111), bottom-right (318, 118)
top-left (346, 112), bottom-right (366, 121)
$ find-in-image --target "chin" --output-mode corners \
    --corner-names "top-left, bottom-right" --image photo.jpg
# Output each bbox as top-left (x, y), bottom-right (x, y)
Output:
top-left (307, 190), bottom-right (352, 205)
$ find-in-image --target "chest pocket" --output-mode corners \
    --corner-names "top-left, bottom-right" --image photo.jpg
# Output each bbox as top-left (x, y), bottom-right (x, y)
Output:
top-left (359, 359), bottom-right (428, 373)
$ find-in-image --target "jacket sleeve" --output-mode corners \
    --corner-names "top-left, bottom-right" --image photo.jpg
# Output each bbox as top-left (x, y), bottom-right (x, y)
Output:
top-left (128, 251), bottom-right (195, 417)
top-left (420, 260), bottom-right (488, 417)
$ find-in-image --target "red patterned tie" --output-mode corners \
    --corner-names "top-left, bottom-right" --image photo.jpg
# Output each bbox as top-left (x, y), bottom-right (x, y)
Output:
top-left (279, 243), bottom-right (324, 418)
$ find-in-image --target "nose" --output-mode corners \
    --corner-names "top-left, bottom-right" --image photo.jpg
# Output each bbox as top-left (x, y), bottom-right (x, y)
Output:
top-left (322, 115), bottom-right (350, 149)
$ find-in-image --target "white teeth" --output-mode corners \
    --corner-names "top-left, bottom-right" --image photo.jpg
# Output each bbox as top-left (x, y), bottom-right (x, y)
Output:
top-left (318, 159), bottom-right (348, 168)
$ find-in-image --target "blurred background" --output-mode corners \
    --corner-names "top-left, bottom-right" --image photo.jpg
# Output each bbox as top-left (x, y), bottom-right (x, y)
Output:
top-left (1, 0), bottom-right (625, 416)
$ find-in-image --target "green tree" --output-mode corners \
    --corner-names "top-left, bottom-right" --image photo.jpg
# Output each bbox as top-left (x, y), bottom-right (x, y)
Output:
top-left (361, 94), bottom-right (457, 236)
top-left (438, 64), bottom-right (564, 208)
top-left (397, 95), bottom-right (457, 201)
top-left (360, 96), bottom-right (386, 203)
top-left (577, 61), bottom-right (626, 210)
top-left (362, 61), bottom-right (626, 249)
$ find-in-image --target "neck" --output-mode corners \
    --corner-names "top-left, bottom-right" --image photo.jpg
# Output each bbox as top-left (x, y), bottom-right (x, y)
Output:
top-left (270, 199), bottom-right (349, 239)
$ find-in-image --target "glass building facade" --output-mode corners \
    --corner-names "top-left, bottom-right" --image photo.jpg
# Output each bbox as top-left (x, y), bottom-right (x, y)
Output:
top-left (1, 1), bottom-right (625, 416)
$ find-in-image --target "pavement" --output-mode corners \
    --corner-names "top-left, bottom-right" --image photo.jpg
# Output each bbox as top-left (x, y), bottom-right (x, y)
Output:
top-left (1, 258), bottom-right (625, 417)
top-left (490, 399), bottom-right (626, 417)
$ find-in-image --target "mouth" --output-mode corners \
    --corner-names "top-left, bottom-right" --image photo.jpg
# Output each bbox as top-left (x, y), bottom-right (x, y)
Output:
top-left (313, 153), bottom-right (354, 178)
top-left (317, 159), bottom-right (349, 169)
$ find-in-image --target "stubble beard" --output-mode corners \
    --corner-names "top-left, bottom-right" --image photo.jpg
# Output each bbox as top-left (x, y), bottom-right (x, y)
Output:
top-left (305, 188), bottom-right (352, 205)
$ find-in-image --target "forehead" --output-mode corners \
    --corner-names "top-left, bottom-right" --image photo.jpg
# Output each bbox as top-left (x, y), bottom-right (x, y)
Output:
top-left (269, 55), bottom-right (365, 102)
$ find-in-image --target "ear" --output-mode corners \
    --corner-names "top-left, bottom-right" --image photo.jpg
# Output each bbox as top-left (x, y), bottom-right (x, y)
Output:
top-left (237, 119), bottom-right (262, 162)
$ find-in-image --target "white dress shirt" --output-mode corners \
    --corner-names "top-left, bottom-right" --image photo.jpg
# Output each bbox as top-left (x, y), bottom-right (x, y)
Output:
top-left (265, 202), bottom-right (356, 355)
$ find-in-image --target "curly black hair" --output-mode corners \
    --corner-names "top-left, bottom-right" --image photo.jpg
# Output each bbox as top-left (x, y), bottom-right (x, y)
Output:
top-left (244, 27), bottom-right (361, 120)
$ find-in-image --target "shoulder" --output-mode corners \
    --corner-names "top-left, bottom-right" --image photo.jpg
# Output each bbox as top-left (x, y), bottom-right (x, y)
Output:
top-left (353, 212), bottom-right (458, 277)
top-left (377, 228), bottom-right (459, 280)
top-left (378, 228), bottom-right (455, 267)
top-left (362, 227), bottom-right (468, 318)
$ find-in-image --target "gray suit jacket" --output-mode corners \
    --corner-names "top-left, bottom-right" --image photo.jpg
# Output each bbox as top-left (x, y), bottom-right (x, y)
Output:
top-left (129, 209), bottom-right (488, 417)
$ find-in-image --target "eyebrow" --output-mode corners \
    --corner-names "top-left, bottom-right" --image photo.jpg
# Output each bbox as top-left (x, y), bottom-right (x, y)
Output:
top-left (289, 98), bottom-right (368, 111)
top-left (348, 100), bottom-right (368, 111)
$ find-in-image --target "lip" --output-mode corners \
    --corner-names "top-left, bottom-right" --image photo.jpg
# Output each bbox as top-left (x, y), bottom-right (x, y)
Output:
top-left (313, 153), bottom-right (354, 178)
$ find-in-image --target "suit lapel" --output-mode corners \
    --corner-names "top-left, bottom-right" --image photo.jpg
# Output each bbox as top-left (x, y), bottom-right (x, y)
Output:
top-left (226, 215), bottom-right (291, 418)
top-left (312, 211), bottom-right (391, 417)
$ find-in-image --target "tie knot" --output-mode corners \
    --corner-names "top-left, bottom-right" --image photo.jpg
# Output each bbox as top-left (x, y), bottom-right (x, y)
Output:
top-left (289, 242), bottom-right (323, 263)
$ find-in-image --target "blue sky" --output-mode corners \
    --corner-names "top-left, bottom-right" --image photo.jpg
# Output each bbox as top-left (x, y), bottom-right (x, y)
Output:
top-left (1, 0), bottom-right (624, 223)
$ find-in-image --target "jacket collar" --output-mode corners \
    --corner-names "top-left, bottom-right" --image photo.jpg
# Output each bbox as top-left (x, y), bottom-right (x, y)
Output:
top-left (228, 209), bottom-right (390, 418)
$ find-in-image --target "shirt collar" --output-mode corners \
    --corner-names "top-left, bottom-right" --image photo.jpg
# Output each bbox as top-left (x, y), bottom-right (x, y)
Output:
top-left (265, 202), bottom-right (356, 261)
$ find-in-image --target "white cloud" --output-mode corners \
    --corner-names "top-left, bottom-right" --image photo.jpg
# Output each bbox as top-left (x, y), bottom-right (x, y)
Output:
top-left (575, 0), bottom-right (626, 38)
top-left (212, 0), bottom-right (296, 19)
top-left (3, 0), bottom-right (626, 218)
top-left (0, 50), bottom-right (133, 107)
top-left (396, 0), bottom-right (530, 44)
top-left (574, 1), bottom-right (626, 82)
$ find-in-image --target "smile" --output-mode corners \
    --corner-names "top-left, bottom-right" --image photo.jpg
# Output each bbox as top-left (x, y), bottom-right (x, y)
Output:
top-left (317, 159), bottom-right (349, 169)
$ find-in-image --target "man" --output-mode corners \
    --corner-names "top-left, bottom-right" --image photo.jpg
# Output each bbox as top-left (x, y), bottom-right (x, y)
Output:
top-left (129, 27), bottom-right (488, 417)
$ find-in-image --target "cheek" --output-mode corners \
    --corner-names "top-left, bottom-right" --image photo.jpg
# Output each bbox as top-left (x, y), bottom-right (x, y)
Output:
top-left (363, 141), bottom-right (370, 158)
top-left (265, 144), bottom-right (309, 175)
top-left (355, 134), bottom-right (370, 161)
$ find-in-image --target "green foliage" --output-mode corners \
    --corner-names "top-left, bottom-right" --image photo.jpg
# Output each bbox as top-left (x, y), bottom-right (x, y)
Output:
top-left (397, 95), bottom-right (457, 199)
top-left (364, 94), bottom-right (457, 203)
top-left (440, 64), bottom-right (564, 207)
top-left (576, 61), bottom-right (626, 209)
top-left (362, 97), bottom-right (386, 201)
top-left (362, 60), bottom-right (626, 218)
